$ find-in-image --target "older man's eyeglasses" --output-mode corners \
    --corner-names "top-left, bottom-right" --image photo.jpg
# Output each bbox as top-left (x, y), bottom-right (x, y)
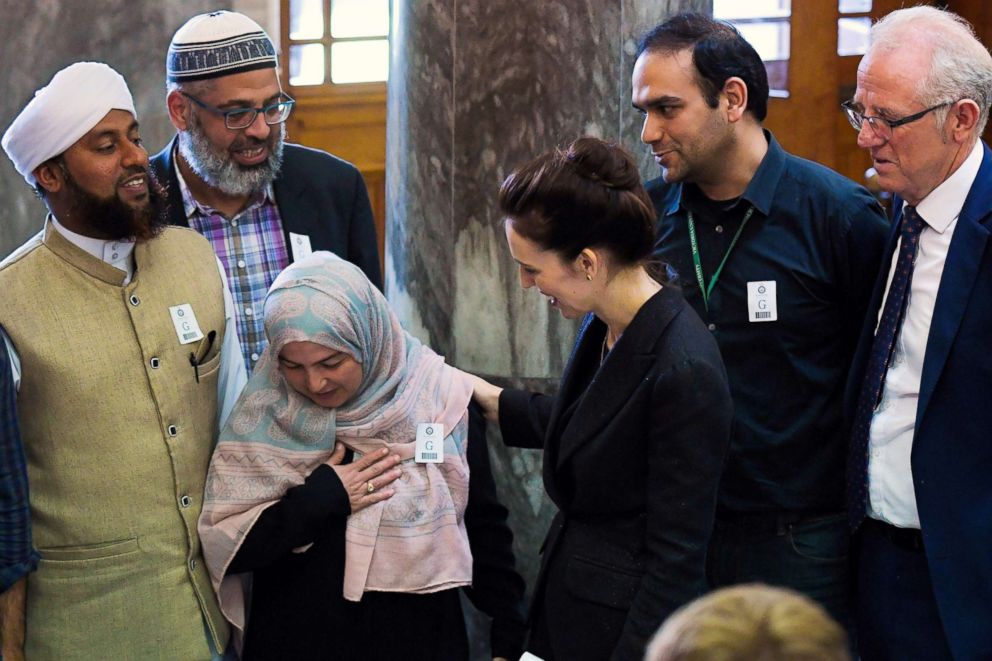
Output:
top-left (181, 91), bottom-right (295, 130)
top-left (841, 100), bottom-right (953, 141)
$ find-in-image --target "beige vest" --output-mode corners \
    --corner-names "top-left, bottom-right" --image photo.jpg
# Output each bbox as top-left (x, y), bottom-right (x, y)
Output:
top-left (0, 223), bottom-right (230, 660)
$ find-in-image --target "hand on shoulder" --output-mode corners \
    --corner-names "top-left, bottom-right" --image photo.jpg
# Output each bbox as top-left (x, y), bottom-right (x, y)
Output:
top-left (464, 371), bottom-right (502, 422)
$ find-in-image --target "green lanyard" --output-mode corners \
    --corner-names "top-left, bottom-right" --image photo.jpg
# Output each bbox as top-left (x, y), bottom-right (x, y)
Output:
top-left (687, 205), bottom-right (755, 311)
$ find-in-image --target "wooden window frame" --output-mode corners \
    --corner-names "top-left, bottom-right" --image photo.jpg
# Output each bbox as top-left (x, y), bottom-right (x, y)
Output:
top-left (280, 0), bottom-right (388, 108)
top-left (713, 5), bottom-right (793, 98)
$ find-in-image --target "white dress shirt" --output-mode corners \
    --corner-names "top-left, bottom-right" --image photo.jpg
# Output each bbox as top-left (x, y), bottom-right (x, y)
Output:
top-left (1, 219), bottom-right (248, 428)
top-left (867, 140), bottom-right (983, 529)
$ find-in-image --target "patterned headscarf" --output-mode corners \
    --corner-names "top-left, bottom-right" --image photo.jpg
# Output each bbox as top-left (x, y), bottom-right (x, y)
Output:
top-left (199, 252), bottom-right (474, 633)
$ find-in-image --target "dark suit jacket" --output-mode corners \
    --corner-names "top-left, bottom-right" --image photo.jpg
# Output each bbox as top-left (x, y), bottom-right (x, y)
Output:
top-left (151, 138), bottom-right (382, 289)
top-left (845, 142), bottom-right (992, 660)
top-left (500, 285), bottom-right (732, 661)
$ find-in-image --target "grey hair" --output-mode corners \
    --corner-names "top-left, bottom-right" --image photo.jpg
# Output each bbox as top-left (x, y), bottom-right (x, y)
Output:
top-left (165, 78), bottom-right (215, 97)
top-left (870, 6), bottom-right (992, 135)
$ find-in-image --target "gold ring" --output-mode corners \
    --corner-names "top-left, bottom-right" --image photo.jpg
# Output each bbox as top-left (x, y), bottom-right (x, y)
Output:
top-left (367, 480), bottom-right (375, 494)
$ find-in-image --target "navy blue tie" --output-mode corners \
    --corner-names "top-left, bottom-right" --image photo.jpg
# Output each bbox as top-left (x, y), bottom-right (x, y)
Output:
top-left (847, 206), bottom-right (927, 530)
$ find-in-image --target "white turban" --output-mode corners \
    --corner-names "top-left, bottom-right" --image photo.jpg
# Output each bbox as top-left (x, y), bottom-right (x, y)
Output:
top-left (2, 62), bottom-right (136, 186)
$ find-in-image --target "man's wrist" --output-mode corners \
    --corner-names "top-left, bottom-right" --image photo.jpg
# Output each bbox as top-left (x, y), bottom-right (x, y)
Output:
top-left (0, 577), bottom-right (28, 659)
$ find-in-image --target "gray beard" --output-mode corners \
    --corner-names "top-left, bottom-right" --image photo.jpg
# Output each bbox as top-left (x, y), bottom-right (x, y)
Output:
top-left (178, 115), bottom-right (285, 197)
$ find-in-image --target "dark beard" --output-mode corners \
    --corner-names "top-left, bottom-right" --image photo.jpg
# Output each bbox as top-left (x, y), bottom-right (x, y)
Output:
top-left (62, 166), bottom-right (167, 242)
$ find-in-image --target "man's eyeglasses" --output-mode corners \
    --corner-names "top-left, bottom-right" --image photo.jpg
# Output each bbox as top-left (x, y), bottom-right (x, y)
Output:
top-left (181, 91), bottom-right (295, 130)
top-left (841, 100), bottom-right (953, 141)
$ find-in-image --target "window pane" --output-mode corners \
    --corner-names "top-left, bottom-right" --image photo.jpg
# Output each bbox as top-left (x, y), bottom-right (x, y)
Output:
top-left (839, 0), bottom-right (872, 13)
top-left (730, 21), bottom-right (791, 95)
top-left (331, 0), bottom-right (389, 38)
top-left (838, 17), bottom-right (872, 56)
top-left (331, 39), bottom-right (389, 83)
top-left (290, 0), bottom-right (324, 39)
top-left (714, 2), bottom-right (791, 96)
top-left (713, 0), bottom-right (790, 20)
top-left (735, 21), bottom-right (790, 62)
top-left (289, 44), bottom-right (325, 86)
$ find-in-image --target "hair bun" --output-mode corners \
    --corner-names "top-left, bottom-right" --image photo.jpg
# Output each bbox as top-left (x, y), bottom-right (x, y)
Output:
top-left (498, 135), bottom-right (657, 270)
top-left (565, 137), bottom-right (641, 191)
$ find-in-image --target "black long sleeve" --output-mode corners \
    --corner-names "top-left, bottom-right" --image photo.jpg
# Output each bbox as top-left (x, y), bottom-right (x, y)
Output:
top-left (227, 463), bottom-right (350, 574)
top-left (498, 389), bottom-right (554, 450)
top-left (462, 403), bottom-right (528, 659)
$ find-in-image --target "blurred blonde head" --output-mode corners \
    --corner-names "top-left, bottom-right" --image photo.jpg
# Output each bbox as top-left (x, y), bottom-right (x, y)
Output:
top-left (645, 584), bottom-right (850, 661)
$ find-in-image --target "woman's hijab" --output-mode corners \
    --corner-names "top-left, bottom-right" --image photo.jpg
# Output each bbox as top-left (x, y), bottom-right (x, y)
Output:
top-left (199, 252), bottom-right (474, 632)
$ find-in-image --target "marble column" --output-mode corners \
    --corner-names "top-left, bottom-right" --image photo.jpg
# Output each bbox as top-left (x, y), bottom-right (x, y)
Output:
top-left (387, 0), bottom-right (709, 655)
top-left (0, 0), bottom-right (221, 258)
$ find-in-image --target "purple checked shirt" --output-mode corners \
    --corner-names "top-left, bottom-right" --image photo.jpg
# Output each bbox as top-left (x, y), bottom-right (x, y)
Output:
top-left (176, 168), bottom-right (289, 374)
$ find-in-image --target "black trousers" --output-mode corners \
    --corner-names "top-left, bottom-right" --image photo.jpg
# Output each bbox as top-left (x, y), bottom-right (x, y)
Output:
top-left (707, 511), bottom-right (852, 633)
top-left (855, 519), bottom-right (953, 661)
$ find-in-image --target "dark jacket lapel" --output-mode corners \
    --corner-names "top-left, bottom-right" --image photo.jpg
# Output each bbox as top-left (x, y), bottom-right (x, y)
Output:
top-left (918, 142), bottom-right (992, 422)
top-left (554, 286), bottom-right (685, 470)
top-left (540, 313), bottom-right (598, 478)
top-left (271, 147), bottom-right (317, 243)
top-left (151, 137), bottom-right (190, 229)
top-left (844, 204), bottom-right (900, 422)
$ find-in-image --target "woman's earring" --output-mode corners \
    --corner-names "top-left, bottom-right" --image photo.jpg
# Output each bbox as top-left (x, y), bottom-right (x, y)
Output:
top-left (586, 273), bottom-right (592, 281)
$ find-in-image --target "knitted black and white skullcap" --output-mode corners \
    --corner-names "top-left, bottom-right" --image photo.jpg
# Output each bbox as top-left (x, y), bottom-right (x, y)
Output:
top-left (167, 10), bottom-right (277, 82)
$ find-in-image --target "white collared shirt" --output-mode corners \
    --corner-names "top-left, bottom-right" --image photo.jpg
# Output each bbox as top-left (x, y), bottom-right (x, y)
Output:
top-left (51, 216), bottom-right (137, 282)
top-left (2, 219), bottom-right (248, 428)
top-left (867, 140), bottom-right (983, 529)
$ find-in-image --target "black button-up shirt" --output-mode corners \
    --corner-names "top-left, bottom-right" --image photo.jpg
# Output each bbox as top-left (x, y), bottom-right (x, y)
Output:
top-left (647, 131), bottom-right (889, 514)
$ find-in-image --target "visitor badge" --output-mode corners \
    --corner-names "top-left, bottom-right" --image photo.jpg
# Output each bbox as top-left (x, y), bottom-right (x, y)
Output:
top-left (169, 304), bottom-right (205, 344)
top-left (415, 423), bottom-right (444, 463)
top-left (289, 232), bottom-right (313, 261)
top-left (747, 281), bottom-right (777, 322)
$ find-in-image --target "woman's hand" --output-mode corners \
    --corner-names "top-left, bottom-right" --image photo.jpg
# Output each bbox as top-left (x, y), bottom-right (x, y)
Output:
top-left (324, 443), bottom-right (402, 514)
top-left (467, 372), bottom-right (503, 423)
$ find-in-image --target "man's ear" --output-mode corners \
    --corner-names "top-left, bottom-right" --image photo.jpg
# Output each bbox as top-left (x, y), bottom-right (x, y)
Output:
top-left (33, 160), bottom-right (65, 195)
top-left (947, 99), bottom-right (980, 144)
top-left (166, 89), bottom-right (190, 131)
top-left (722, 76), bottom-right (749, 123)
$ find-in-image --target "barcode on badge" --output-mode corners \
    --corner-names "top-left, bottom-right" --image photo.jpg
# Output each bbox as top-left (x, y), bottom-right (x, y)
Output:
top-left (183, 331), bottom-right (200, 342)
top-left (420, 452), bottom-right (437, 461)
top-left (754, 311), bottom-right (771, 319)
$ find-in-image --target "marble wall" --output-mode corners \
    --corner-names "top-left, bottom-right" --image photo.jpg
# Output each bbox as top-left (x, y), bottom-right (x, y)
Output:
top-left (387, 0), bottom-right (709, 655)
top-left (387, 0), bottom-right (708, 369)
top-left (0, 1), bottom-right (265, 259)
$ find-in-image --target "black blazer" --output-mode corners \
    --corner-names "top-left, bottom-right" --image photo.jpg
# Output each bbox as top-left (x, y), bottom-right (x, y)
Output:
top-left (151, 138), bottom-right (382, 290)
top-left (500, 285), bottom-right (732, 661)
